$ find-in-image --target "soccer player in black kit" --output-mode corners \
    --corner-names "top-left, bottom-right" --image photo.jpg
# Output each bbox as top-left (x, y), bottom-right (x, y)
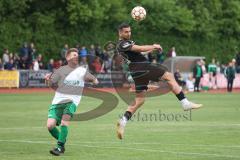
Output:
top-left (116, 23), bottom-right (202, 139)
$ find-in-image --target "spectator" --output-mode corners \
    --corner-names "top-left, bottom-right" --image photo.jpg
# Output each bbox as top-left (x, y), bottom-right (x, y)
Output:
top-left (174, 69), bottom-right (186, 87)
top-left (167, 46), bottom-right (177, 57)
top-left (236, 52), bottom-right (240, 73)
top-left (75, 44), bottom-right (81, 52)
top-left (208, 58), bottom-right (217, 89)
top-left (224, 62), bottom-right (236, 92)
top-left (19, 42), bottom-right (29, 67)
top-left (28, 42), bottom-right (37, 67)
top-left (47, 59), bottom-right (54, 72)
top-left (2, 48), bottom-right (10, 65)
top-left (4, 59), bottom-right (16, 70)
top-left (88, 44), bottom-right (96, 64)
top-left (33, 59), bottom-right (39, 71)
top-left (95, 45), bottom-right (102, 57)
top-left (60, 44), bottom-right (68, 60)
top-left (37, 54), bottom-right (45, 69)
top-left (79, 46), bottom-right (88, 66)
top-left (200, 59), bottom-right (207, 74)
top-left (102, 50), bottom-right (111, 73)
top-left (9, 52), bottom-right (13, 60)
top-left (186, 75), bottom-right (194, 92)
top-left (54, 59), bottom-right (63, 69)
top-left (92, 57), bottom-right (103, 73)
top-left (156, 50), bottom-right (165, 64)
top-left (13, 53), bottom-right (20, 69)
top-left (193, 60), bottom-right (203, 92)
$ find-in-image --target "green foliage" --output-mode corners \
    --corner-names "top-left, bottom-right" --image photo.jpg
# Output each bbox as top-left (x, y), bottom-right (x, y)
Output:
top-left (0, 0), bottom-right (239, 63)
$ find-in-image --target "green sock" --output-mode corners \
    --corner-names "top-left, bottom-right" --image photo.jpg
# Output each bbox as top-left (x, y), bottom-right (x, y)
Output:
top-left (49, 127), bottom-right (59, 140)
top-left (57, 125), bottom-right (68, 147)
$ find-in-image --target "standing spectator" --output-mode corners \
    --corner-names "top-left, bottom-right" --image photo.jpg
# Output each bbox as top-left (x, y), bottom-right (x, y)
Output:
top-left (4, 59), bottom-right (16, 70)
top-left (75, 44), bottom-right (81, 52)
top-left (193, 60), bottom-right (203, 92)
top-left (156, 50), bottom-right (165, 64)
top-left (19, 42), bottom-right (29, 68)
top-left (224, 62), bottom-right (236, 92)
top-left (47, 59), bottom-right (54, 72)
top-left (200, 59), bottom-right (207, 74)
top-left (102, 50), bottom-right (111, 73)
top-left (236, 52), bottom-right (240, 73)
top-left (2, 48), bottom-right (10, 66)
top-left (167, 46), bottom-right (177, 57)
top-left (88, 44), bottom-right (96, 64)
top-left (208, 58), bottom-right (217, 89)
top-left (28, 42), bottom-right (37, 67)
top-left (79, 46), bottom-right (87, 66)
top-left (60, 44), bottom-right (68, 60)
top-left (95, 45), bottom-right (102, 57)
top-left (13, 53), bottom-right (20, 69)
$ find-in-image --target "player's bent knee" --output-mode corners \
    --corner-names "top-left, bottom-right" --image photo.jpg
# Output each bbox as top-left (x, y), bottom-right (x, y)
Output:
top-left (61, 120), bottom-right (70, 126)
top-left (47, 123), bottom-right (55, 130)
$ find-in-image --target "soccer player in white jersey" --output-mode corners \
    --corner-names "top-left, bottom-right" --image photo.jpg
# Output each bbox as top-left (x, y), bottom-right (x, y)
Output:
top-left (45, 48), bottom-right (99, 156)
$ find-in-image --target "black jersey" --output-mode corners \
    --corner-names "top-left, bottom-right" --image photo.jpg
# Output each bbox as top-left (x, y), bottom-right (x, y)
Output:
top-left (116, 39), bottom-right (148, 63)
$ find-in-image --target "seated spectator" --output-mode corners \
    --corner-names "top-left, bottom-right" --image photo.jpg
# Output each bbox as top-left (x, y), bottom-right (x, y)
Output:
top-left (4, 59), bottom-right (16, 70)
top-left (186, 75), bottom-right (194, 92)
top-left (92, 57), bottom-right (103, 73)
top-left (47, 59), bottom-right (54, 72)
top-left (53, 59), bottom-right (63, 69)
top-left (33, 59), bottom-right (39, 71)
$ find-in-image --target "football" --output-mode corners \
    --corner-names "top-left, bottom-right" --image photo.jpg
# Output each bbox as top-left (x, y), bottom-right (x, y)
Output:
top-left (131, 6), bottom-right (146, 21)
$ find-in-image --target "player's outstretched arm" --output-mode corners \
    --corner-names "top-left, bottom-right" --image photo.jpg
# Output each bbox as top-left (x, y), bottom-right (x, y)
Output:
top-left (84, 72), bottom-right (99, 85)
top-left (131, 44), bottom-right (162, 53)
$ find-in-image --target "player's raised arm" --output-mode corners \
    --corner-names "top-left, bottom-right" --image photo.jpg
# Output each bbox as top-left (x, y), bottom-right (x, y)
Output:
top-left (131, 44), bottom-right (162, 53)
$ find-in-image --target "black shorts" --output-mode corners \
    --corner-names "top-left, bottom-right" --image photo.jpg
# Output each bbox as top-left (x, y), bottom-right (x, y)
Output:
top-left (129, 62), bottom-right (168, 93)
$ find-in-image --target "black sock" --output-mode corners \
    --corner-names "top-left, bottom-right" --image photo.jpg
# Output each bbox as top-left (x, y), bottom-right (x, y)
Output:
top-left (176, 91), bottom-right (186, 101)
top-left (123, 111), bottom-right (132, 120)
top-left (57, 141), bottom-right (65, 148)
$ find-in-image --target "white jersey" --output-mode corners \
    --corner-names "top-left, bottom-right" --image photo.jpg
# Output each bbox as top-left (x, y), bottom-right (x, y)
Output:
top-left (51, 65), bottom-right (87, 106)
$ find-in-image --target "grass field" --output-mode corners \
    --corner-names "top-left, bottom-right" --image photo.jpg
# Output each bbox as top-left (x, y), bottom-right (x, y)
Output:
top-left (0, 91), bottom-right (240, 160)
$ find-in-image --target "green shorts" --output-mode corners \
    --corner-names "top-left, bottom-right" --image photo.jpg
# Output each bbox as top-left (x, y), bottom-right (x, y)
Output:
top-left (48, 102), bottom-right (77, 125)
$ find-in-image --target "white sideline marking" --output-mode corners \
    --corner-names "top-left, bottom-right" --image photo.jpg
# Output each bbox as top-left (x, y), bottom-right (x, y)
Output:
top-left (0, 139), bottom-right (239, 159)
top-left (0, 127), bottom-right (44, 130)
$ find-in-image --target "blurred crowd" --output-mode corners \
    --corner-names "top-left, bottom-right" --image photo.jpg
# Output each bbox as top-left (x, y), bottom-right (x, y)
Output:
top-left (1, 43), bottom-right (240, 78)
top-left (174, 57), bottom-right (239, 92)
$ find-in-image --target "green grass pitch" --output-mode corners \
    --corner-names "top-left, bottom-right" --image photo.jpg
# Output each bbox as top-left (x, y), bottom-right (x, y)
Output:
top-left (0, 92), bottom-right (240, 160)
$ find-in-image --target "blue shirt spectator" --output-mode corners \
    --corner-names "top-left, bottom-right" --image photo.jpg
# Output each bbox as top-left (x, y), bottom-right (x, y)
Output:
top-left (79, 46), bottom-right (87, 57)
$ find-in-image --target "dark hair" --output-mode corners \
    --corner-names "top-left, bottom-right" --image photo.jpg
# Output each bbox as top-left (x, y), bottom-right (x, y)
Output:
top-left (65, 48), bottom-right (78, 57)
top-left (118, 23), bottom-right (130, 31)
